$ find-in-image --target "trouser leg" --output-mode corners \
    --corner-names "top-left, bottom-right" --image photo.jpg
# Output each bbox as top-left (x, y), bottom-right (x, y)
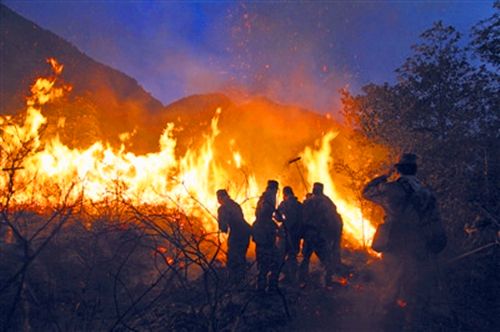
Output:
top-left (255, 246), bottom-right (267, 290)
top-left (256, 245), bottom-right (278, 290)
top-left (331, 227), bottom-right (342, 271)
top-left (228, 239), bottom-right (249, 284)
top-left (299, 250), bottom-right (312, 283)
top-left (315, 237), bottom-right (333, 284)
top-left (268, 246), bottom-right (280, 289)
top-left (286, 233), bottom-right (300, 282)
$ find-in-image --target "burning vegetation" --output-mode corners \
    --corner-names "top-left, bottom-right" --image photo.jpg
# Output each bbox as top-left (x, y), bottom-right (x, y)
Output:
top-left (1, 58), bottom-right (379, 247)
top-left (0, 58), bottom-right (387, 331)
top-left (1, 4), bottom-right (498, 330)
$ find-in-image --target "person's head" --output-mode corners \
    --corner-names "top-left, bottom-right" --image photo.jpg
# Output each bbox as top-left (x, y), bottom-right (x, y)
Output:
top-left (395, 153), bottom-right (418, 176)
top-left (282, 186), bottom-right (294, 199)
top-left (216, 189), bottom-right (229, 204)
top-left (266, 179), bottom-right (279, 193)
top-left (312, 182), bottom-right (324, 195)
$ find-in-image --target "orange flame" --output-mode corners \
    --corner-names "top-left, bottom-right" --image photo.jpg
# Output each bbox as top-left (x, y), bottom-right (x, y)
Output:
top-left (302, 133), bottom-right (376, 247)
top-left (48, 57), bottom-right (64, 75)
top-left (1, 58), bottom-right (377, 249)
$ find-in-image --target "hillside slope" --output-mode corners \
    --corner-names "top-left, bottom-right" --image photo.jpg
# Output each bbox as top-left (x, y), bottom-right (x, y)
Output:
top-left (0, 4), bottom-right (164, 152)
top-left (0, 2), bottom-right (340, 180)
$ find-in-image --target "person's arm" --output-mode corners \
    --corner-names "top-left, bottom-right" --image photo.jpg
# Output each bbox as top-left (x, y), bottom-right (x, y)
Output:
top-left (274, 201), bottom-right (285, 223)
top-left (362, 168), bottom-right (395, 204)
top-left (217, 206), bottom-right (229, 233)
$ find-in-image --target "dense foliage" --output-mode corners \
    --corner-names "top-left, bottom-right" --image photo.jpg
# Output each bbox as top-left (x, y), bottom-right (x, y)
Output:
top-left (342, 6), bottom-right (499, 330)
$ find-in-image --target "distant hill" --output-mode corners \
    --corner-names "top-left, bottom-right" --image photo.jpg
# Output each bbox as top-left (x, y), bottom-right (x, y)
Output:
top-left (159, 94), bottom-right (337, 184)
top-left (0, 3), bottom-right (338, 172)
top-left (0, 4), bottom-right (164, 152)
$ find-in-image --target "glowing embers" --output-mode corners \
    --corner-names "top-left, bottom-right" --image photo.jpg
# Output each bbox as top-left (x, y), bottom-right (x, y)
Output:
top-left (1, 58), bottom-right (377, 248)
top-left (0, 59), bottom-right (258, 232)
top-left (397, 299), bottom-right (408, 308)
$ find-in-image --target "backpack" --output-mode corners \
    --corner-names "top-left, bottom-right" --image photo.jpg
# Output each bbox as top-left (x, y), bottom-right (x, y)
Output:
top-left (399, 179), bottom-right (447, 254)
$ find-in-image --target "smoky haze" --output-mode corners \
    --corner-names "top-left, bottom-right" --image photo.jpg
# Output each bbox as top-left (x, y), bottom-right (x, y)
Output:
top-left (3, 1), bottom-right (494, 115)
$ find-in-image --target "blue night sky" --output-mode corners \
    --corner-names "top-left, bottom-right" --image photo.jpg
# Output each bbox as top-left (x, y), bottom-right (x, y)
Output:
top-left (4, 1), bottom-right (496, 114)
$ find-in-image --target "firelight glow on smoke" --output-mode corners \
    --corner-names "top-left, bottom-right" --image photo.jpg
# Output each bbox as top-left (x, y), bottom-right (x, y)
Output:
top-left (0, 58), bottom-right (375, 248)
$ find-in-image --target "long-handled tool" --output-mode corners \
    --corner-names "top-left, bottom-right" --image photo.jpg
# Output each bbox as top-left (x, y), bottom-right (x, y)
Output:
top-left (288, 156), bottom-right (309, 193)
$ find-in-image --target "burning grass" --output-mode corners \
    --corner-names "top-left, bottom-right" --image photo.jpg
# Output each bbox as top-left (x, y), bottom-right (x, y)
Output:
top-left (1, 58), bottom-right (384, 248)
top-left (0, 58), bottom-right (394, 330)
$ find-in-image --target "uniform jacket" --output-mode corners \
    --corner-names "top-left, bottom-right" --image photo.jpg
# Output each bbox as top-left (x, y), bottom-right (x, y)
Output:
top-left (363, 175), bottom-right (440, 257)
top-left (218, 198), bottom-right (251, 243)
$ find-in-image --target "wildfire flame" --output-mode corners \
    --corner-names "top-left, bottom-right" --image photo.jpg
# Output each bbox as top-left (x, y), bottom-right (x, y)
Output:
top-left (302, 132), bottom-right (376, 248)
top-left (0, 58), bottom-right (376, 248)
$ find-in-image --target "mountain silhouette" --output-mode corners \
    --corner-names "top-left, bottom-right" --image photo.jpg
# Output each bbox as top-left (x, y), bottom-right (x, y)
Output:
top-left (0, 2), bottom-right (338, 177)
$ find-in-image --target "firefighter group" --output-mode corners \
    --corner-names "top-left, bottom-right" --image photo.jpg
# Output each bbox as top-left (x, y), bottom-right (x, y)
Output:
top-left (216, 179), bottom-right (343, 291)
top-left (216, 153), bottom-right (448, 330)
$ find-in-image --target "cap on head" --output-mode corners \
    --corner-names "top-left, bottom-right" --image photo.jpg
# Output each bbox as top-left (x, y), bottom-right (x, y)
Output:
top-left (395, 153), bottom-right (418, 175)
top-left (283, 186), bottom-right (294, 197)
top-left (312, 182), bottom-right (324, 195)
top-left (396, 153), bottom-right (417, 166)
top-left (266, 179), bottom-right (279, 191)
top-left (216, 189), bottom-right (229, 200)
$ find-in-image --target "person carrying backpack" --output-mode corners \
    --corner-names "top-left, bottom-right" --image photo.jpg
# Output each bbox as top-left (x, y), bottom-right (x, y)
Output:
top-left (299, 182), bottom-right (343, 287)
top-left (363, 153), bottom-right (448, 331)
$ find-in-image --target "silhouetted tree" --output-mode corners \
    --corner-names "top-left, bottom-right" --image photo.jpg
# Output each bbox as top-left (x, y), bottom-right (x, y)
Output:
top-left (342, 17), bottom-right (500, 331)
top-left (471, 1), bottom-right (500, 68)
